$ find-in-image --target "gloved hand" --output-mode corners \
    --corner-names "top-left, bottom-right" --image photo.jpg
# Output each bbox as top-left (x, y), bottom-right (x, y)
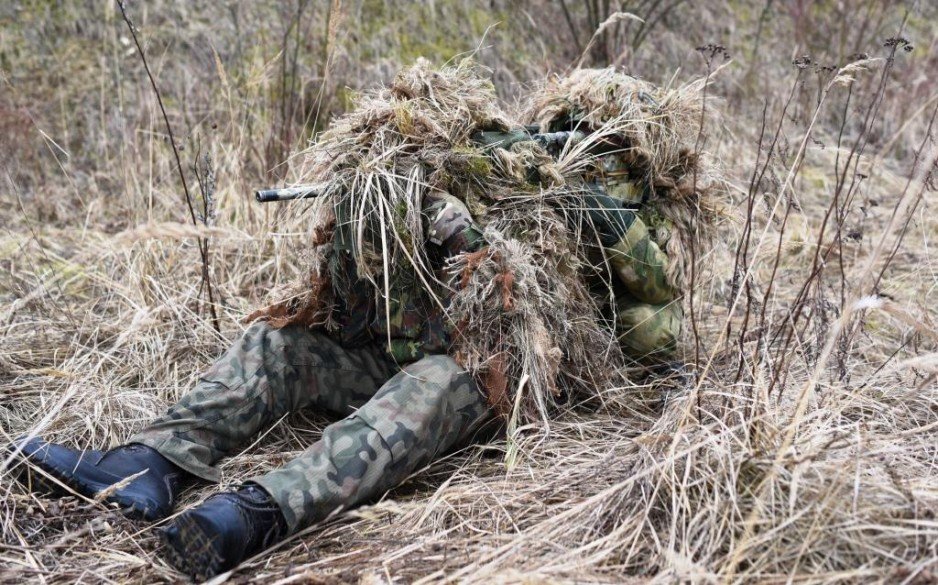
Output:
top-left (423, 191), bottom-right (486, 255)
top-left (570, 190), bottom-right (637, 247)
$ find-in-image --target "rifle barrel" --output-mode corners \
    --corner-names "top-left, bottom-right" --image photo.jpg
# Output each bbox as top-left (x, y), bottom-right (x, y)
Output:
top-left (255, 185), bottom-right (323, 203)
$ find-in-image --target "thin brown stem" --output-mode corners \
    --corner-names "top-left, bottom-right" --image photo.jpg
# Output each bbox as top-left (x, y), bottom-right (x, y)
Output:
top-left (116, 0), bottom-right (220, 333)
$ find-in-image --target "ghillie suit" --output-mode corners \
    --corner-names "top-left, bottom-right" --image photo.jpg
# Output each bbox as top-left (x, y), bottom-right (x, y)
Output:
top-left (523, 68), bottom-right (724, 363)
top-left (252, 58), bottom-right (618, 424)
top-left (525, 67), bottom-right (723, 294)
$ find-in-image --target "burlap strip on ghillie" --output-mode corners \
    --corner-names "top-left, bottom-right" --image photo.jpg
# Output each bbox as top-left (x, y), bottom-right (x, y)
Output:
top-left (247, 206), bottom-right (337, 329)
top-left (448, 201), bottom-right (623, 420)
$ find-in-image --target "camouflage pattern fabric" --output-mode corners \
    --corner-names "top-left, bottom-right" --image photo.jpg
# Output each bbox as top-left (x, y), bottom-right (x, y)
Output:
top-left (423, 190), bottom-right (486, 254)
top-left (614, 292), bottom-right (683, 360)
top-left (329, 250), bottom-right (449, 363)
top-left (604, 215), bottom-right (677, 306)
top-left (369, 191), bottom-right (483, 362)
top-left (253, 353), bottom-right (488, 531)
top-left (131, 323), bottom-right (399, 482)
top-left (592, 154), bottom-right (682, 360)
top-left (131, 322), bottom-right (490, 531)
top-left (368, 269), bottom-right (452, 364)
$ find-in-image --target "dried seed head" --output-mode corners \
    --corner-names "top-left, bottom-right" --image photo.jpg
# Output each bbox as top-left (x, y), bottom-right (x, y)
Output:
top-left (792, 55), bottom-right (813, 69)
top-left (695, 43), bottom-right (731, 67)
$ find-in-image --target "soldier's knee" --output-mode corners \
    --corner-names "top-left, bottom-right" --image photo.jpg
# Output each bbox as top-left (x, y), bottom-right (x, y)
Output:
top-left (644, 319), bottom-right (680, 354)
top-left (237, 320), bottom-right (301, 366)
top-left (403, 355), bottom-right (483, 406)
top-left (407, 355), bottom-right (465, 387)
top-left (237, 321), bottom-right (273, 351)
top-left (243, 320), bottom-right (274, 337)
top-left (245, 320), bottom-right (320, 354)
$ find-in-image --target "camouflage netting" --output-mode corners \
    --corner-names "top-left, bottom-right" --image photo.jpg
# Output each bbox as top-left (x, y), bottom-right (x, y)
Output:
top-left (525, 67), bottom-right (725, 290)
top-left (254, 59), bottom-right (721, 424)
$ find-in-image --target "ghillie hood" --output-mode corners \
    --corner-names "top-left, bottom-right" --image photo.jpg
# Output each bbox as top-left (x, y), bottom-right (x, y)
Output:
top-left (524, 67), bottom-right (725, 290)
top-left (294, 57), bottom-right (564, 289)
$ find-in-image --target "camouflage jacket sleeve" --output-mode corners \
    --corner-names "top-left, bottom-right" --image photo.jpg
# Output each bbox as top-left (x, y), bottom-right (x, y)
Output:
top-left (605, 214), bottom-right (677, 305)
top-left (422, 190), bottom-right (485, 255)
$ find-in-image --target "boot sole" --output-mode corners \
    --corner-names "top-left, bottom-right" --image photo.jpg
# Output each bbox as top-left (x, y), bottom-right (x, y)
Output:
top-left (161, 513), bottom-right (226, 581)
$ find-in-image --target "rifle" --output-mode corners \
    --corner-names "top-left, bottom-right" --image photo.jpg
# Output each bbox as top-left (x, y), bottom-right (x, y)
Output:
top-left (254, 128), bottom-right (619, 203)
top-left (471, 126), bottom-right (589, 156)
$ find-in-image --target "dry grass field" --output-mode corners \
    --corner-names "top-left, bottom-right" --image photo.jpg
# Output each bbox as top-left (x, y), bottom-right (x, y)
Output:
top-left (1, 1), bottom-right (937, 583)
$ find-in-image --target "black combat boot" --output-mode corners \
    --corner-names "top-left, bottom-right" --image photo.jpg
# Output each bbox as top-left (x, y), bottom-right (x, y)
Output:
top-left (161, 484), bottom-right (288, 581)
top-left (650, 360), bottom-right (693, 386)
top-left (12, 437), bottom-right (186, 521)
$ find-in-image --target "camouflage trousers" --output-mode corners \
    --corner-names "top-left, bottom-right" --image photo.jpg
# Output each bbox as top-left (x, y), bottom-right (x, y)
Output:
top-left (130, 322), bottom-right (491, 532)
